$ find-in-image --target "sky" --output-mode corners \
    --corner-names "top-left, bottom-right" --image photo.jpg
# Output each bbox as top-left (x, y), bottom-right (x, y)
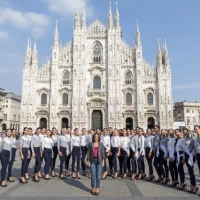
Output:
top-left (0, 0), bottom-right (200, 103)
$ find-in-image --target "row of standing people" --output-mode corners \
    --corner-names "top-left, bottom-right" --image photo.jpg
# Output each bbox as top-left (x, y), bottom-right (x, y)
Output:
top-left (0, 125), bottom-right (200, 196)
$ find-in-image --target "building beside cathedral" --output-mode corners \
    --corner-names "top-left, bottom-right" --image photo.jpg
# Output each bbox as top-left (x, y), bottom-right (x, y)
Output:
top-left (20, 3), bottom-right (173, 132)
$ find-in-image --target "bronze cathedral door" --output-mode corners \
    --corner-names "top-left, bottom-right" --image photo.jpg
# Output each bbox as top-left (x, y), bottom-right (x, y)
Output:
top-left (92, 110), bottom-right (102, 130)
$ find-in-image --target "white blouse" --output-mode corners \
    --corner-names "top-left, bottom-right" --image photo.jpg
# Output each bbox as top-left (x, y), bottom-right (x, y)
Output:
top-left (101, 135), bottom-right (111, 152)
top-left (111, 136), bottom-right (120, 148)
top-left (42, 137), bottom-right (53, 150)
top-left (120, 137), bottom-right (130, 154)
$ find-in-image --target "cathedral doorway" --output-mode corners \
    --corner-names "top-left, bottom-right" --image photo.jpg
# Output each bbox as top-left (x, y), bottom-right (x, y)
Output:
top-left (92, 110), bottom-right (102, 130)
top-left (126, 118), bottom-right (133, 129)
top-left (40, 118), bottom-right (47, 129)
top-left (2, 123), bottom-right (7, 130)
top-left (147, 117), bottom-right (155, 129)
top-left (62, 118), bottom-right (68, 129)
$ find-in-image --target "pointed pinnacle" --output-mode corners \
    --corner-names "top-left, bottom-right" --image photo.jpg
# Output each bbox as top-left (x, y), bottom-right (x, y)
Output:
top-left (136, 20), bottom-right (139, 32)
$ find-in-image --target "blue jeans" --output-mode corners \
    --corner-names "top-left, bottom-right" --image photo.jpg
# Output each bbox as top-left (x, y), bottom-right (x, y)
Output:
top-left (21, 148), bottom-right (28, 177)
top-left (8, 148), bottom-right (17, 177)
top-left (1, 150), bottom-right (10, 181)
top-left (91, 159), bottom-right (102, 188)
top-left (44, 148), bottom-right (53, 175)
top-left (72, 146), bottom-right (81, 172)
top-left (59, 146), bottom-right (67, 174)
top-left (34, 147), bottom-right (42, 173)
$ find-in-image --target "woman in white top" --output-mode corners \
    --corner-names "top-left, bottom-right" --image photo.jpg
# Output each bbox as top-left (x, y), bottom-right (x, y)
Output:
top-left (175, 129), bottom-right (186, 190)
top-left (0, 129), bottom-right (12, 187)
top-left (42, 130), bottom-right (53, 180)
top-left (111, 128), bottom-right (120, 178)
top-left (58, 128), bottom-right (70, 179)
top-left (51, 127), bottom-right (58, 177)
top-left (100, 128), bottom-right (110, 179)
top-left (168, 129), bottom-right (178, 187)
top-left (19, 127), bottom-right (31, 184)
top-left (130, 129), bottom-right (138, 180)
top-left (71, 128), bottom-right (81, 179)
top-left (120, 129), bottom-right (130, 178)
top-left (137, 128), bottom-right (145, 180)
top-left (80, 128), bottom-right (89, 176)
top-left (145, 129), bottom-right (155, 181)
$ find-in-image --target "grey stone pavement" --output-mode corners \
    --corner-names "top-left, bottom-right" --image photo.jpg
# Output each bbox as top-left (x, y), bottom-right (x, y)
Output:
top-left (0, 153), bottom-right (200, 200)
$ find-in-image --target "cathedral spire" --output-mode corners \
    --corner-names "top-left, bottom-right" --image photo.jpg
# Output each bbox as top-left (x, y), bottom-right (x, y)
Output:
top-left (162, 39), bottom-right (169, 66)
top-left (108, 2), bottom-right (113, 29)
top-left (135, 20), bottom-right (141, 47)
top-left (53, 20), bottom-right (59, 47)
top-left (156, 38), bottom-right (162, 68)
top-left (25, 38), bottom-right (31, 65)
top-left (74, 2), bottom-right (80, 30)
top-left (114, 2), bottom-right (120, 29)
top-left (81, 1), bottom-right (86, 29)
top-left (32, 38), bottom-right (38, 66)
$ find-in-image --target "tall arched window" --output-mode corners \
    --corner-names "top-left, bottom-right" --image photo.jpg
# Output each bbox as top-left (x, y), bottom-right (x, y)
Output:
top-left (125, 71), bottom-right (133, 84)
top-left (147, 93), bottom-right (153, 105)
top-left (41, 93), bottom-right (47, 105)
top-left (93, 43), bottom-right (102, 63)
top-left (63, 71), bottom-right (70, 85)
top-left (93, 76), bottom-right (101, 89)
top-left (126, 93), bottom-right (132, 105)
top-left (62, 93), bottom-right (68, 105)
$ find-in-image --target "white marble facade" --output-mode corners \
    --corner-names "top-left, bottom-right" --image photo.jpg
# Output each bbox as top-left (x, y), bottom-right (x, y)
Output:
top-left (20, 4), bottom-right (173, 132)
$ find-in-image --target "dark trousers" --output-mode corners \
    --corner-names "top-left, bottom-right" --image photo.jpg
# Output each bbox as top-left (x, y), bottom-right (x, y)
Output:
top-left (137, 155), bottom-right (144, 174)
top-left (197, 153), bottom-right (200, 171)
top-left (1, 150), bottom-right (10, 181)
top-left (52, 146), bottom-right (58, 171)
top-left (108, 154), bottom-right (113, 171)
top-left (112, 147), bottom-right (118, 173)
top-left (153, 152), bottom-right (161, 176)
top-left (127, 156), bottom-right (131, 172)
top-left (81, 146), bottom-right (87, 171)
top-left (159, 151), bottom-right (169, 178)
top-left (185, 153), bottom-right (196, 186)
top-left (59, 146), bottom-right (67, 174)
top-left (65, 153), bottom-right (71, 170)
top-left (142, 159), bottom-right (145, 174)
top-left (169, 159), bottom-right (178, 181)
top-left (44, 148), bottom-right (53, 175)
top-left (21, 148), bottom-right (29, 177)
top-left (103, 148), bottom-right (108, 172)
top-left (131, 150), bottom-right (137, 174)
top-left (8, 148), bottom-right (17, 177)
top-left (118, 154), bottom-right (122, 173)
top-left (34, 147), bottom-right (41, 173)
top-left (145, 147), bottom-right (154, 175)
top-left (27, 147), bottom-right (32, 173)
top-left (121, 149), bottom-right (128, 174)
top-left (178, 155), bottom-right (185, 183)
top-left (72, 146), bottom-right (81, 172)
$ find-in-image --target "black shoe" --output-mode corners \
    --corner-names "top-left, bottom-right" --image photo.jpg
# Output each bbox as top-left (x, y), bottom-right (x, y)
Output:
top-left (43, 175), bottom-right (50, 180)
top-left (169, 182), bottom-right (179, 187)
top-left (19, 178), bottom-right (27, 184)
top-left (177, 183), bottom-right (186, 190)
top-left (59, 174), bottom-right (65, 179)
top-left (1, 184), bottom-right (7, 187)
top-left (7, 177), bottom-right (15, 182)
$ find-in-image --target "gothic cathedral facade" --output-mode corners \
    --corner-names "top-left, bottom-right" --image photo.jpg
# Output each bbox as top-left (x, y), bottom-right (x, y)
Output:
top-left (20, 4), bottom-right (173, 132)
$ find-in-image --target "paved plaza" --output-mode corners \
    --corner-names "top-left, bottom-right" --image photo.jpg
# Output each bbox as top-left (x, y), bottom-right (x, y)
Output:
top-left (0, 154), bottom-right (200, 200)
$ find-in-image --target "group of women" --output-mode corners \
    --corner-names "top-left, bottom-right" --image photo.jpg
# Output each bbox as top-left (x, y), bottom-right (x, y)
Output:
top-left (0, 125), bottom-right (200, 196)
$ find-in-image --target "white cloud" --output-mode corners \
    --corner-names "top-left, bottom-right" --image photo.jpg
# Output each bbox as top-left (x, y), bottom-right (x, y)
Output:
top-left (44, 0), bottom-right (94, 18)
top-left (0, 30), bottom-right (8, 39)
top-left (0, 7), bottom-right (51, 37)
top-left (173, 82), bottom-right (200, 91)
